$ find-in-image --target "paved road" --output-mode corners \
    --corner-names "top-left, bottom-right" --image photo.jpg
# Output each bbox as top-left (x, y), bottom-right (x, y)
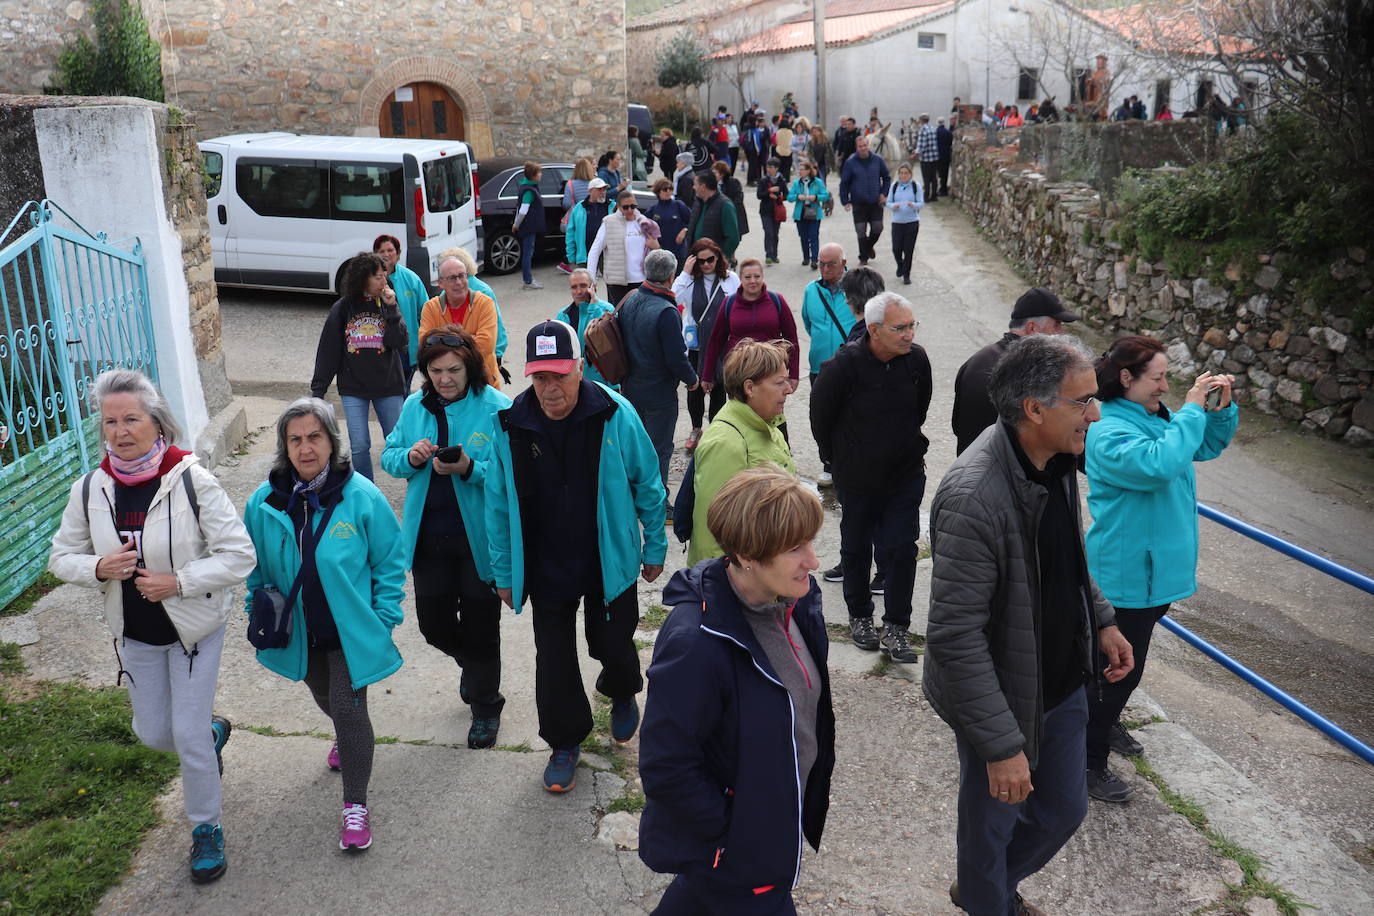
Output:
top-left (28, 183), bottom-right (1368, 913)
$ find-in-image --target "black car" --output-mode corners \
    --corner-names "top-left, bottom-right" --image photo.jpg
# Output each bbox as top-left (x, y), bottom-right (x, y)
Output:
top-left (477, 158), bottom-right (656, 275)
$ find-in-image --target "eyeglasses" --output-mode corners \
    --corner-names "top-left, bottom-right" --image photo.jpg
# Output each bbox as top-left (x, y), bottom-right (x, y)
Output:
top-left (423, 335), bottom-right (469, 350)
top-left (439, 273), bottom-right (467, 282)
top-left (1045, 394), bottom-right (1100, 413)
top-left (817, 259), bottom-right (843, 268)
top-left (885, 320), bottom-right (919, 333)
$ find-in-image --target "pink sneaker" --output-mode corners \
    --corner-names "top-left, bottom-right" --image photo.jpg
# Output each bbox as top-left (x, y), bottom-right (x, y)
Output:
top-left (326, 742), bottom-right (341, 771)
top-left (339, 803), bottom-right (371, 851)
top-left (556, 262), bottom-right (575, 275)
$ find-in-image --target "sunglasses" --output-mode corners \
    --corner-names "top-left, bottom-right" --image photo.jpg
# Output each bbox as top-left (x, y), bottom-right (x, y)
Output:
top-left (423, 334), bottom-right (469, 350)
top-left (697, 255), bottom-right (718, 264)
top-left (620, 204), bottom-right (638, 211)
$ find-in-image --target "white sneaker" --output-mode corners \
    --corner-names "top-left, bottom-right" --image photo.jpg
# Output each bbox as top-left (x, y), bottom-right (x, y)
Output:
top-left (522, 281), bottom-right (544, 290)
top-left (818, 470), bottom-right (833, 487)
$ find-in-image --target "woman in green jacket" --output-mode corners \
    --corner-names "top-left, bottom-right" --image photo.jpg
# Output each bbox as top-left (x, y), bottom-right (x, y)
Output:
top-left (687, 339), bottom-right (797, 564)
top-left (1083, 335), bottom-right (1237, 802)
top-left (243, 398), bottom-right (406, 853)
top-left (381, 325), bottom-right (513, 750)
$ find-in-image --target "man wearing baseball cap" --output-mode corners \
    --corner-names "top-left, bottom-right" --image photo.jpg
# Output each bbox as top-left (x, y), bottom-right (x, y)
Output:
top-left (484, 319), bottom-right (667, 794)
top-left (951, 288), bottom-right (1080, 454)
top-left (564, 178), bottom-right (612, 272)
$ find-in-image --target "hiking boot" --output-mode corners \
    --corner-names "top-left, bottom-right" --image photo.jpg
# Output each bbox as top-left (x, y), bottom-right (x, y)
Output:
top-left (810, 260), bottom-right (819, 270)
top-left (950, 881), bottom-right (1045, 916)
top-left (339, 803), bottom-right (372, 851)
top-left (869, 572), bottom-right (886, 594)
top-left (327, 741), bottom-right (341, 771)
top-left (611, 698), bottom-right (641, 743)
top-left (468, 715), bottom-right (501, 750)
top-left (822, 564), bottom-right (844, 582)
top-left (543, 748), bottom-right (581, 793)
top-left (1109, 722), bottom-right (1144, 757)
top-left (1087, 766), bottom-right (1135, 803)
top-left (881, 625), bottom-right (918, 664)
top-left (189, 823), bottom-right (226, 883)
top-left (850, 617), bottom-right (879, 651)
top-left (210, 715), bottom-right (231, 777)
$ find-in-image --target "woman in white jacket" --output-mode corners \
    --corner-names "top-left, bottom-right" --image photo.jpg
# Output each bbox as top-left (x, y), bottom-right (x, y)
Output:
top-left (48, 369), bottom-right (256, 885)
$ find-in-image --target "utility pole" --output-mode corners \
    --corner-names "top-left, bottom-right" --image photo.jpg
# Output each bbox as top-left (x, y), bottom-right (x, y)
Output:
top-left (813, 0), bottom-right (826, 128)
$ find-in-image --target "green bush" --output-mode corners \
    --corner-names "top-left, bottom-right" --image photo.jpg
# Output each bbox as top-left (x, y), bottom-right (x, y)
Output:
top-left (53, 0), bottom-right (164, 102)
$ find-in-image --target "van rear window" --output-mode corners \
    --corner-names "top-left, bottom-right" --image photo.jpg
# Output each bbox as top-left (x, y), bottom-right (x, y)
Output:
top-left (422, 156), bottom-right (472, 213)
top-left (331, 161), bottom-right (404, 222)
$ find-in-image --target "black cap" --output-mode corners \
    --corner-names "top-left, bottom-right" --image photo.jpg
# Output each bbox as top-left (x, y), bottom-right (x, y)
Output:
top-left (1010, 288), bottom-right (1080, 323)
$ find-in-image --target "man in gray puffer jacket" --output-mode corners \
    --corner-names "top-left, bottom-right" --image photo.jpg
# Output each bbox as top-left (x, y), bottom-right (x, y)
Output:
top-left (923, 334), bottom-right (1134, 916)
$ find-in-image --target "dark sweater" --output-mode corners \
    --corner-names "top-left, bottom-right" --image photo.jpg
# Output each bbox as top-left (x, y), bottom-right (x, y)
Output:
top-left (810, 331), bottom-right (932, 493)
top-left (951, 332), bottom-right (1018, 454)
top-left (310, 296), bottom-right (408, 399)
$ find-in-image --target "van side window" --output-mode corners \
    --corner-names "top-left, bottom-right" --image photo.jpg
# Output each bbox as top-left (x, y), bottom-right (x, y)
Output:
top-left (202, 151), bottom-right (223, 197)
top-left (236, 159), bottom-right (328, 219)
top-left (422, 156), bottom-right (471, 213)
top-left (331, 161), bottom-right (404, 222)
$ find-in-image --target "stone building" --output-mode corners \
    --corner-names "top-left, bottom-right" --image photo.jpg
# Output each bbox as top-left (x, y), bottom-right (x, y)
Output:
top-left (1, 0), bottom-right (627, 159)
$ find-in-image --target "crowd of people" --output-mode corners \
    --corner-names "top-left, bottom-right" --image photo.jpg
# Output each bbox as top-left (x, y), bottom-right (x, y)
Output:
top-left (46, 96), bottom-right (1241, 914)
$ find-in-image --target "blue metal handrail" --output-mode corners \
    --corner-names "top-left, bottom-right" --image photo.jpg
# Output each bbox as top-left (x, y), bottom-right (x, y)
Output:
top-left (1169, 502), bottom-right (1374, 766)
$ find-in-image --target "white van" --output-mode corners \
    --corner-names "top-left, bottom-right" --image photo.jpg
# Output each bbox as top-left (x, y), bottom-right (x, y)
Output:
top-left (199, 133), bottom-right (481, 294)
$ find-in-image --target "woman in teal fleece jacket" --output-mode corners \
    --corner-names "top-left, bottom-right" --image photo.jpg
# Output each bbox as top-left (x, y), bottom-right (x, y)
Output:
top-left (1082, 335), bottom-right (1237, 791)
top-left (243, 397), bottom-right (406, 852)
top-left (381, 325), bottom-right (512, 750)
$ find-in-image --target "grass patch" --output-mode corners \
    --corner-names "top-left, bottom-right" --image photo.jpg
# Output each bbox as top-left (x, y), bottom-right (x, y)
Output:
top-left (581, 694), bottom-right (614, 753)
top-left (605, 789), bottom-right (646, 815)
top-left (1130, 757), bottom-right (1311, 915)
top-left (825, 622), bottom-right (852, 642)
top-left (1, 642), bottom-right (24, 676)
top-left (240, 724), bottom-right (332, 740)
top-left (638, 604), bottom-right (669, 631)
top-left (493, 741), bottom-right (534, 753)
top-left (1, 572), bottom-right (62, 618)
top-left (866, 655), bottom-right (892, 677)
top-left (374, 735), bottom-right (399, 745)
top-left (633, 638), bottom-right (653, 651)
top-left (0, 679), bottom-right (179, 915)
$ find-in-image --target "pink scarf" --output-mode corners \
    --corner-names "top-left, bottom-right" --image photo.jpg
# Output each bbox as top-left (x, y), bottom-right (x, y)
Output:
top-left (105, 437), bottom-right (168, 486)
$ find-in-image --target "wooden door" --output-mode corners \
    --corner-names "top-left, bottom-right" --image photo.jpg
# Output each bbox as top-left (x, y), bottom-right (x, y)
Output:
top-left (378, 82), bottom-right (466, 140)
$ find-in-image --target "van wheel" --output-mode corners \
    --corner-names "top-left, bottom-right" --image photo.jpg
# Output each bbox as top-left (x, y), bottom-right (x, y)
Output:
top-left (486, 231), bottom-right (521, 275)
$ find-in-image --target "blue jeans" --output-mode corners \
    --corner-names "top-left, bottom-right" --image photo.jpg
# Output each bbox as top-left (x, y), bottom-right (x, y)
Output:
top-left (630, 398), bottom-right (678, 494)
top-left (340, 394), bottom-right (404, 480)
top-left (955, 687), bottom-right (1089, 916)
top-left (796, 219), bottom-right (820, 262)
top-left (519, 229), bottom-right (538, 284)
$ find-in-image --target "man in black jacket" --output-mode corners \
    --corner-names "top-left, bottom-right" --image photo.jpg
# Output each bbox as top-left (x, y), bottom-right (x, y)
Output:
top-left (810, 291), bottom-right (930, 664)
top-left (924, 334), bottom-right (1132, 916)
top-left (950, 288), bottom-right (1079, 454)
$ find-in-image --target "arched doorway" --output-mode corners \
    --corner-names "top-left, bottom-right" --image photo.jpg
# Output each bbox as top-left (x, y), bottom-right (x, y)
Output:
top-left (378, 82), bottom-right (466, 140)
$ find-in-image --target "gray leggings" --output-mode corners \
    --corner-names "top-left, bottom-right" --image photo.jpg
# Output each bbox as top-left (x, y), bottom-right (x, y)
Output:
top-left (304, 648), bottom-right (373, 805)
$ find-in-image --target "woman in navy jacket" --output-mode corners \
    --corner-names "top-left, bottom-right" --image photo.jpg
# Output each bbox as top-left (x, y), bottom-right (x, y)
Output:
top-left (640, 466), bottom-right (834, 915)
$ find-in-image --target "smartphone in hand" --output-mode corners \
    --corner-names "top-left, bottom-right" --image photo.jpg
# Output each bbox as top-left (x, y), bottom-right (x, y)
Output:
top-left (1206, 386), bottom-right (1222, 410)
top-left (435, 445), bottom-right (463, 463)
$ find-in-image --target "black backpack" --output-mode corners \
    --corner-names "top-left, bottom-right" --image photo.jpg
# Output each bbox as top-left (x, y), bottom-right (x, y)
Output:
top-left (672, 420), bottom-right (742, 545)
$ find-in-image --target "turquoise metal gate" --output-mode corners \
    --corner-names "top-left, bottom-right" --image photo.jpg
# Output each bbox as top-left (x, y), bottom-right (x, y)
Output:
top-left (0, 200), bottom-right (158, 609)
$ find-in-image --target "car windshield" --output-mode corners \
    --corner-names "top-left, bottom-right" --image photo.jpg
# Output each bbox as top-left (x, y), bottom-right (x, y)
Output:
top-left (422, 155), bottom-right (471, 213)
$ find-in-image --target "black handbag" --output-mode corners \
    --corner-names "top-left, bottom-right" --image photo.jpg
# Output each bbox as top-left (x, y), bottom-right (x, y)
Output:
top-left (248, 500), bottom-right (338, 650)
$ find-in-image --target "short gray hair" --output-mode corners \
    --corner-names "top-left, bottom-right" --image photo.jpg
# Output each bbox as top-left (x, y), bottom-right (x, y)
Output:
top-left (1009, 314), bottom-right (1057, 331)
top-left (272, 397), bottom-right (348, 477)
top-left (644, 248), bottom-right (677, 284)
top-left (864, 291), bottom-right (912, 327)
top-left (988, 334), bottom-right (1095, 426)
top-left (569, 267), bottom-right (595, 287)
top-left (92, 368), bottom-right (182, 445)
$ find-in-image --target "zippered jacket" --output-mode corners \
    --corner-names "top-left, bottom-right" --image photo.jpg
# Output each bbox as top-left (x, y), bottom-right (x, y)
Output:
top-left (243, 468), bottom-right (406, 689)
top-left (799, 279), bottom-right (856, 375)
top-left (49, 455), bottom-right (257, 648)
top-left (380, 385), bottom-right (513, 575)
top-left (639, 560), bottom-right (835, 894)
top-left (1085, 398), bottom-right (1238, 608)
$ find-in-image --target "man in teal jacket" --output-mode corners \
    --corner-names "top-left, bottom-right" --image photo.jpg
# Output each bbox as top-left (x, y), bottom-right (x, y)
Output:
top-left (564, 178), bottom-right (612, 268)
top-left (556, 268), bottom-right (617, 388)
top-left (486, 319), bottom-right (666, 794)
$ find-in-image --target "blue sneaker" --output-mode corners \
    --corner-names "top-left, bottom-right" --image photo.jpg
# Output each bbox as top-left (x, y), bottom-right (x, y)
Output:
top-left (610, 698), bottom-right (641, 744)
top-left (543, 748), bottom-right (580, 793)
top-left (210, 716), bottom-right (231, 777)
top-left (189, 823), bottom-right (226, 883)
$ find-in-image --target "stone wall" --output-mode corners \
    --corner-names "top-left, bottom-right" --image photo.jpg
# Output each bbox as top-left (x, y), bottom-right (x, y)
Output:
top-left (950, 130), bottom-right (1374, 446)
top-left (1017, 120), bottom-right (1216, 195)
top-left (1, 0), bottom-right (626, 161)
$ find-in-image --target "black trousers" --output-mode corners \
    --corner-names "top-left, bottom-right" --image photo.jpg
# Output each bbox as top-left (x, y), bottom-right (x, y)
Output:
top-left (607, 282), bottom-right (641, 306)
top-left (850, 201), bottom-right (885, 262)
top-left (1085, 603), bottom-right (1170, 769)
top-left (687, 350), bottom-right (726, 428)
top-left (920, 160), bottom-right (940, 201)
top-left (837, 474), bottom-right (925, 628)
top-left (745, 147), bottom-right (761, 185)
top-left (412, 533), bottom-right (505, 718)
top-left (891, 221), bottom-right (920, 279)
top-left (531, 583), bottom-right (643, 750)
top-left (938, 156), bottom-right (951, 195)
top-left (654, 874), bottom-right (796, 914)
top-left (761, 216), bottom-right (781, 260)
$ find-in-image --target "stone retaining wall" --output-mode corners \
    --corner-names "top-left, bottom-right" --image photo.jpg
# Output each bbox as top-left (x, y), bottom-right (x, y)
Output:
top-left (950, 130), bottom-right (1374, 446)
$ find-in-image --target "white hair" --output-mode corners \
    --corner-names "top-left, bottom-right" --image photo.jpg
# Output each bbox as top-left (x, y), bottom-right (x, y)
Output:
top-left (92, 368), bottom-right (183, 445)
top-left (864, 291), bottom-right (913, 327)
top-left (569, 267), bottom-right (594, 286)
